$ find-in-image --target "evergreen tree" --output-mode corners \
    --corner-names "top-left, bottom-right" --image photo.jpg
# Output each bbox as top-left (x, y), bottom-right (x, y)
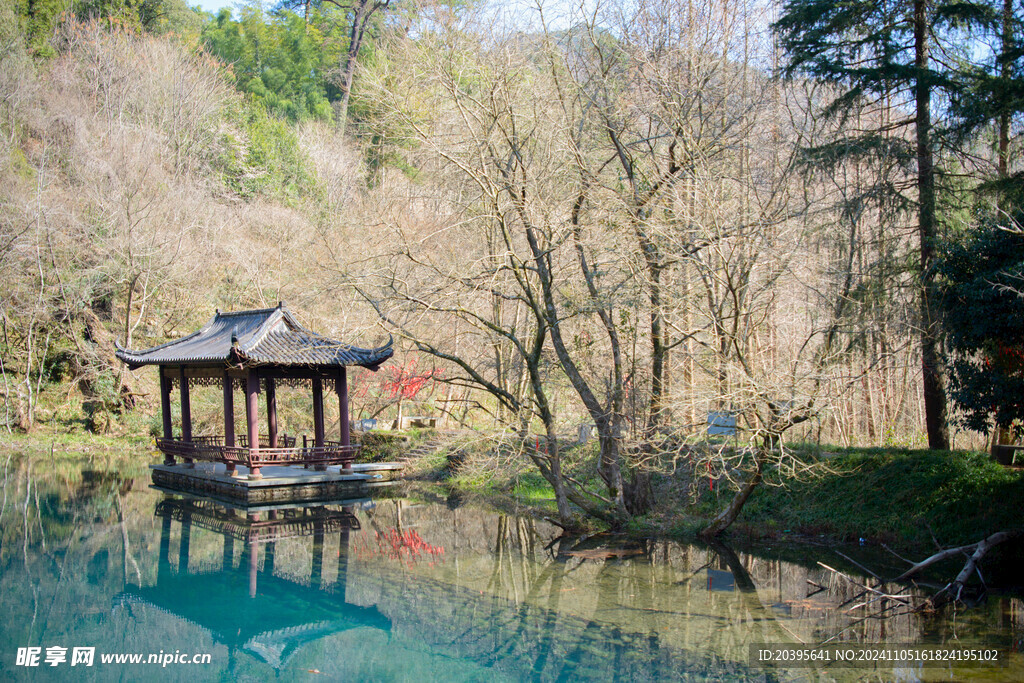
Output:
top-left (202, 5), bottom-right (334, 123)
top-left (938, 213), bottom-right (1024, 435)
top-left (774, 0), bottom-right (981, 449)
top-left (945, 0), bottom-right (1023, 201)
top-left (277, 0), bottom-right (395, 132)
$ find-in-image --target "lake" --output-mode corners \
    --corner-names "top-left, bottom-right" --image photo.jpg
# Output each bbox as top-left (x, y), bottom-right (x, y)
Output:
top-left (0, 449), bottom-right (1021, 681)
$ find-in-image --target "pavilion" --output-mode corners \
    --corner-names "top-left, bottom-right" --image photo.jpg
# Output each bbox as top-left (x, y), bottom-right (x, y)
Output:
top-left (116, 303), bottom-right (392, 479)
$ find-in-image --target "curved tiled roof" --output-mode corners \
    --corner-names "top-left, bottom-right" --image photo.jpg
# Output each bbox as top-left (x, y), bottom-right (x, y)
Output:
top-left (115, 304), bottom-right (392, 371)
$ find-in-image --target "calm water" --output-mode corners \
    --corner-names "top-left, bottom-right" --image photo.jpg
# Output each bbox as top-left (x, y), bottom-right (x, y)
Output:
top-left (0, 450), bottom-right (1021, 681)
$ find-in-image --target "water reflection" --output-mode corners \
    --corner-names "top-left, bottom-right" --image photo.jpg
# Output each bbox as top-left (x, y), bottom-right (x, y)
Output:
top-left (116, 497), bottom-right (390, 670)
top-left (0, 454), bottom-right (1021, 681)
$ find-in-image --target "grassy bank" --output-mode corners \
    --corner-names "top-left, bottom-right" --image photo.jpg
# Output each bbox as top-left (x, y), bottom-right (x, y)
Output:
top-left (431, 440), bottom-right (1024, 553)
top-left (0, 430), bottom-right (156, 457)
top-left (732, 447), bottom-right (1024, 549)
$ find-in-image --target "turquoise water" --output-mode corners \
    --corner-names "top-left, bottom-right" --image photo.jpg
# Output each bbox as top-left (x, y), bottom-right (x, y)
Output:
top-left (0, 451), bottom-right (1021, 681)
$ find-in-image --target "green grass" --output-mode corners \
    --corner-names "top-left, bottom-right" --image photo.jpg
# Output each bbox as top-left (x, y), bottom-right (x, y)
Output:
top-left (735, 448), bottom-right (1024, 549)
top-left (511, 471), bottom-right (556, 505)
top-left (0, 429), bottom-right (155, 454)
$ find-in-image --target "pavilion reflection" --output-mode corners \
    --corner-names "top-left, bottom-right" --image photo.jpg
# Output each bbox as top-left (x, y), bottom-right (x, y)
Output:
top-left (116, 495), bottom-right (390, 670)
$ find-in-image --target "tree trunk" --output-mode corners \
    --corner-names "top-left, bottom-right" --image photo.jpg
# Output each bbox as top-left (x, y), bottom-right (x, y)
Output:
top-left (540, 425), bottom-right (574, 524)
top-left (999, 0), bottom-right (1012, 179)
top-left (595, 416), bottom-right (624, 505)
top-left (648, 258), bottom-right (669, 433)
top-left (336, 0), bottom-right (377, 134)
top-left (914, 0), bottom-right (949, 450)
top-left (700, 449), bottom-right (766, 537)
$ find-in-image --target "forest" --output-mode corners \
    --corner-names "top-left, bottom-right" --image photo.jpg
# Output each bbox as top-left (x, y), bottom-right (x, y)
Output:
top-left (1, 0), bottom-right (1023, 540)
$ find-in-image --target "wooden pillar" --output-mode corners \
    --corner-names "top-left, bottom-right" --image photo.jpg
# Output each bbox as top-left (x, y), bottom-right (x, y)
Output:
top-left (312, 378), bottom-right (325, 447)
top-left (223, 373), bottom-right (235, 446)
top-left (160, 367), bottom-right (173, 439)
top-left (337, 368), bottom-right (352, 473)
top-left (338, 368), bottom-right (350, 447)
top-left (246, 370), bottom-right (262, 479)
top-left (179, 367), bottom-right (193, 466)
top-left (223, 372), bottom-right (237, 477)
top-left (312, 378), bottom-right (325, 471)
top-left (311, 378), bottom-right (323, 471)
top-left (160, 367), bottom-right (174, 465)
top-left (266, 377), bottom-right (278, 448)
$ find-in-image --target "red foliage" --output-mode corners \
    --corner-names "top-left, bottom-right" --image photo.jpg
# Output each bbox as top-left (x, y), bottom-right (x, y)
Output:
top-left (382, 358), bottom-right (443, 400)
top-left (353, 528), bottom-right (446, 569)
top-left (990, 343), bottom-right (1024, 376)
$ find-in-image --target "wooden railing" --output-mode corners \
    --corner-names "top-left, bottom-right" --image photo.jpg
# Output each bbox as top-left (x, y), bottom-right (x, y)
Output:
top-left (237, 434), bottom-right (297, 448)
top-left (156, 438), bottom-right (358, 471)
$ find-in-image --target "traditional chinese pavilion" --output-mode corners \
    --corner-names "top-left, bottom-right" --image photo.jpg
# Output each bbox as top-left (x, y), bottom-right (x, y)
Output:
top-left (116, 303), bottom-right (392, 479)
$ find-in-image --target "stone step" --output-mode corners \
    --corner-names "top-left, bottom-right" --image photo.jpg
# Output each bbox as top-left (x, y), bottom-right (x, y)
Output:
top-left (398, 438), bottom-right (448, 463)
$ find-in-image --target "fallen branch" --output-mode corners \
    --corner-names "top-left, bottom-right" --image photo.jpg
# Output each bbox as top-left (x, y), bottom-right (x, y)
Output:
top-left (895, 530), bottom-right (1020, 582)
top-left (936, 530), bottom-right (1021, 604)
top-left (894, 530), bottom-right (1022, 606)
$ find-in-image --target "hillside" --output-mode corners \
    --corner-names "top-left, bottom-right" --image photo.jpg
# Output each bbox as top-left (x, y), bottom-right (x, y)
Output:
top-left (1, 19), bottom-right (389, 434)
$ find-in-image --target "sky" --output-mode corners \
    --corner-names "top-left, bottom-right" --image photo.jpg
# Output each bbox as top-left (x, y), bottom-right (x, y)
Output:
top-left (193, 0), bottom-right (241, 15)
top-left (189, 0), bottom-right (599, 27)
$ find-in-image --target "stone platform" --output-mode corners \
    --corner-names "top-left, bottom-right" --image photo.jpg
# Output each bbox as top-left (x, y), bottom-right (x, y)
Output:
top-left (151, 461), bottom-right (405, 505)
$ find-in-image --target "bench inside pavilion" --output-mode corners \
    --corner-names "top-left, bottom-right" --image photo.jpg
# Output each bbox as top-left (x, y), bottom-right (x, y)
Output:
top-left (116, 303), bottom-right (392, 479)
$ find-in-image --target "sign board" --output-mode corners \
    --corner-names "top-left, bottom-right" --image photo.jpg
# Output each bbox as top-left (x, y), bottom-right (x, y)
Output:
top-left (707, 411), bottom-right (737, 437)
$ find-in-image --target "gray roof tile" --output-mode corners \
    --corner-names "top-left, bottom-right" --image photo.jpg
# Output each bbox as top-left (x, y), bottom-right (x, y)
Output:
top-left (115, 304), bottom-right (392, 370)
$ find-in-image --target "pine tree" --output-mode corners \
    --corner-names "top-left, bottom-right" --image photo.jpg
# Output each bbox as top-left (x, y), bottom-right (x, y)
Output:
top-left (945, 0), bottom-right (1023, 202)
top-left (774, 0), bottom-right (978, 449)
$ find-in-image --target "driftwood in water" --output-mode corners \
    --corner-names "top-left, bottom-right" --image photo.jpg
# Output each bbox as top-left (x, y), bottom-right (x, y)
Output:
top-left (896, 530), bottom-right (1021, 605)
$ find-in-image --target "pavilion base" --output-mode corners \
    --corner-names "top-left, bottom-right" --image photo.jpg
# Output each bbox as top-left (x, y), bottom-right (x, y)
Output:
top-left (150, 462), bottom-right (405, 505)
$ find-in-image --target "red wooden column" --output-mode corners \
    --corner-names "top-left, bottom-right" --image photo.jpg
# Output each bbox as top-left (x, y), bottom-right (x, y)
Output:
top-left (246, 370), bottom-right (262, 479)
top-left (223, 372), bottom-right (237, 477)
top-left (312, 378), bottom-right (325, 471)
top-left (337, 368), bottom-right (352, 473)
top-left (179, 366), bottom-right (193, 466)
top-left (266, 377), bottom-right (278, 448)
top-left (159, 367), bottom-right (174, 465)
